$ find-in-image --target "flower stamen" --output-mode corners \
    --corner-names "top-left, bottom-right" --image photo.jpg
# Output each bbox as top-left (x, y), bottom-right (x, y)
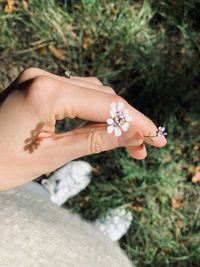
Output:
top-left (107, 102), bottom-right (132, 137)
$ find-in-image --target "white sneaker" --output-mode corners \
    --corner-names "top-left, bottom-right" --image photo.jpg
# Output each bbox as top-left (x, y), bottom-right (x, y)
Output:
top-left (94, 207), bottom-right (133, 242)
top-left (41, 161), bottom-right (92, 206)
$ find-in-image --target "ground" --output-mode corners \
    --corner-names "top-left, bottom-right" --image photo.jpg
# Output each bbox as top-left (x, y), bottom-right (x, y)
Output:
top-left (0, 1), bottom-right (200, 266)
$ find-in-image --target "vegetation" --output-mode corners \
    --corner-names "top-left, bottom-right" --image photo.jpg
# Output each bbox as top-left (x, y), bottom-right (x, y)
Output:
top-left (0, 1), bottom-right (199, 266)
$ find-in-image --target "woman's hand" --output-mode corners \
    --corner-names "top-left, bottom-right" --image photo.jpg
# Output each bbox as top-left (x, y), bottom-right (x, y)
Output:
top-left (0, 68), bottom-right (167, 191)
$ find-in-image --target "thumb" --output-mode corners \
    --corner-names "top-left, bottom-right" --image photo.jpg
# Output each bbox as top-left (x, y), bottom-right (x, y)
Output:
top-left (44, 123), bottom-right (144, 165)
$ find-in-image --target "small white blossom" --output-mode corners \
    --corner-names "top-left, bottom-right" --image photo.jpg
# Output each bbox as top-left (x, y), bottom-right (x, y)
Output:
top-left (156, 126), bottom-right (167, 137)
top-left (107, 102), bottom-right (132, 137)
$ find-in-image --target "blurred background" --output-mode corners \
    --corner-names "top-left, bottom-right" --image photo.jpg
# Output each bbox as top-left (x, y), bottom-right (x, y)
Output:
top-left (0, 0), bottom-right (200, 266)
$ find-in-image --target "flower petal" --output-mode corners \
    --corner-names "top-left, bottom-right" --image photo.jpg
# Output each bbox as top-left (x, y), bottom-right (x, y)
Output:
top-left (125, 115), bottom-right (132, 122)
top-left (116, 102), bottom-right (124, 111)
top-left (114, 127), bottom-right (122, 137)
top-left (123, 109), bottom-right (129, 117)
top-left (121, 122), bottom-right (130, 131)
top-left (111, 102), bottom-right (117, 111)
top-left (110, 110), bottom-right (116, 118)
top-left (107, 118), bottom-right (114, 125)
top-left (107, 125), bottom-right (114, 134)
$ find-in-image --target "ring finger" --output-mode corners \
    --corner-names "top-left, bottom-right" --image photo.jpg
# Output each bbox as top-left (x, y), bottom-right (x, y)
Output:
top-left (17, 68), bottom-right (116, 95)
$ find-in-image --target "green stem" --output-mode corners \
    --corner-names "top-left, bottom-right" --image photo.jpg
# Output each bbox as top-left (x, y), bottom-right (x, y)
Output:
top-left (143, 132), bottom-right (158, 142)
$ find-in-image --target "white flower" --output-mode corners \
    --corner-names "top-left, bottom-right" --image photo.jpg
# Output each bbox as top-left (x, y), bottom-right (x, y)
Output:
top-left (107, 102), bottom-right (132, 137)
top-left (156, 126), bottom-right (167, 137)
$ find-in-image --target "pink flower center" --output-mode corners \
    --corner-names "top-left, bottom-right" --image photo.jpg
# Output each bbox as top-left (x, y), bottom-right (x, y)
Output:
top-left (113, 111), bottom-right (125, 126)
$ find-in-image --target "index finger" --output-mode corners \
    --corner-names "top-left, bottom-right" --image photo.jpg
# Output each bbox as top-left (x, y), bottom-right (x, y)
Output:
top-left (48, 77), bottom-right (166, 148)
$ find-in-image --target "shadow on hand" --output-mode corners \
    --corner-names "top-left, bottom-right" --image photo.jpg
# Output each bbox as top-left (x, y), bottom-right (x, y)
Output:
top-left (24, 122), bottom-right (45, 153)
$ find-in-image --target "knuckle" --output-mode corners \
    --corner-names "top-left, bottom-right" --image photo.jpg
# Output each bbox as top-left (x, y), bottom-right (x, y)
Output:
top-left (27, 75), bottom-right (55, 101)
top-left (110, 94), bottom-right (124, 104)
top-left (22, 67), bottom-right (42, 76)
top-left (31, 75), bottom-right (51, 86)
top-left (18, 67), bottom-right (43, 83)
top-left (88, 131), bottom-right (103, 154)
top-left (88, 77), bottom-right (102, 85)
top-left (103, 86), bottom-right (116, 94)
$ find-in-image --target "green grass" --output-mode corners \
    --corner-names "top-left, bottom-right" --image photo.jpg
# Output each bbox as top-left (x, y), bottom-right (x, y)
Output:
top-left (65, 113), bottom-right (200, 266)
top-left (0, 0), bottom-right (200, 266)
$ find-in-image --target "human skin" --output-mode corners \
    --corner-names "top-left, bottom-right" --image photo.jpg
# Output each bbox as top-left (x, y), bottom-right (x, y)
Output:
top-left (0, 68), bottom-right (167, 191)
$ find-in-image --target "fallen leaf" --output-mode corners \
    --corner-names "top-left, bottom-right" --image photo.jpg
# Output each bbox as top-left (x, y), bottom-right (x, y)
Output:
top-left (188, 165), bottom-right (195, 174)
top-left (73, 3), bottom-right (83, 10)
top-left (129, 205), bottom-right (142, 212)
top-left (193, 154), bottom-right (200, 163)
top-left (84, 28), bottom-right (93, 38)
top-left (192, 166), bottom-right (200, 183)
top-left (22, 0), bottom-right (28, 10)
top-left (173, 146), bottom-right (182, 155)
top-left (172, 197), bottom-right (184, 209)
top-left (82, 38), bottom-right (90, 50)
top-left (110, 4), bottom-right (118, 14)
top-left (193, 143), bottom-right (200, 151)
top-left (176, 220), bottom-right (183, 229)
top-left (162, 247), bottom-right (172, 253)
top-left (163, 152), bottom-right (172, 163)
top-left (92, 165), bottom-right (101, 174)
top-left (4, 0), bottom-right (16, 13)
top-left (48, 44), bottom-right (66, 61)
top-left (37, 47), bottom-right (46, 55)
